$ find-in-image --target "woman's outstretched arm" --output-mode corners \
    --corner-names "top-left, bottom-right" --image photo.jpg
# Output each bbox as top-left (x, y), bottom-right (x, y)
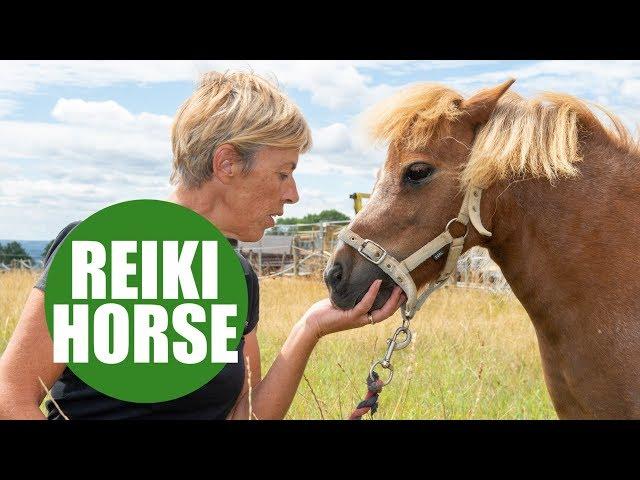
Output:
top-left (227, 280), bottom-right (403, 420)
top-left (0, 289), bottom-right (66, 419)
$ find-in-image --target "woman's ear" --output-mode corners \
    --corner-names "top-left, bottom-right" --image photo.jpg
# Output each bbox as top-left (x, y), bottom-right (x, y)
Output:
top-left (212, 144), bottom-right (240, 184)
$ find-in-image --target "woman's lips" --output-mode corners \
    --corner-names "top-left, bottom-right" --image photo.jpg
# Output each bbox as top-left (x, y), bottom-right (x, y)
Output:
top-left (266, 211), bottom-right (283, 227)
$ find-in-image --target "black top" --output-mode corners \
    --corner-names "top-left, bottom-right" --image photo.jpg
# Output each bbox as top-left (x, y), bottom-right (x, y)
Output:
top-left (35, 222), bottom-right (259, 420)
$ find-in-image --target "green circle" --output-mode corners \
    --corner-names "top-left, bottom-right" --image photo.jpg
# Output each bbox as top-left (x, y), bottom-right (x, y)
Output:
top-left (44, 199), bottom-right (248, 403)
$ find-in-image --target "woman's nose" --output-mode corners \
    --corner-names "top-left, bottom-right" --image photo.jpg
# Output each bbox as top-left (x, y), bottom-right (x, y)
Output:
top-left (284, 179), bottom-right (299, 204)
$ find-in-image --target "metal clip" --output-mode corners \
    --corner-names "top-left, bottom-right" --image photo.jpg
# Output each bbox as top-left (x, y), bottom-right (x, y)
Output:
top-left (393, 326), bottom-right (412, 350)
top-left (383, 337), bottom-right (397, 363)
top-left (368, 312), bottom-right (413, 387)
top-left (370, 360), bottom-right (394, 386)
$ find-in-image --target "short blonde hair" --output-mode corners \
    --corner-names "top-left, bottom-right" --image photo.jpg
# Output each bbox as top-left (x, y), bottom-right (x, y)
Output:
top-left (170, 71), bottom-right (313, 188)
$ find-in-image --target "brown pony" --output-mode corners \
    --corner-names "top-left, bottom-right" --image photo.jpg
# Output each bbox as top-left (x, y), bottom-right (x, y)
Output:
top-left (325, 79), bottom-right (640, 419)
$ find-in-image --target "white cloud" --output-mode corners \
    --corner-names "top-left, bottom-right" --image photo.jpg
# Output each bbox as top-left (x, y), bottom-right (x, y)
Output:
top-left (0, 60), bottom-right (198, 94)
top-left (620, 79), bottom-right (640, 99)
top-left (311, 123), bottom-right (354, 153)
top-left (0, 99), bottom-right (17, 117)
top-left (51, 98), bottom-right (172, 135)
top-left (0, 179), bottom-right (115, 207)
top-left (0, 98), bottom-right (174, 238)
top-left (297, 154), bottom-right (369, 176)
top-left (282, 192), bottom-right (355, 220)
top-left (311, 121), bottom-right (387, 158)
top-left (0, 59), bottom-right (496, 92)
top-left (0, 96), bottom-right (381, 238)
top-left (52, 98), bottom-right (134, 126)
top-left (440, 60), bottom-right (640, 101)
top-left (0, 60), bottom-right (482, 112)
top-left (0, 173), bottom-right (172, 240)
top-left (0, 60), bottom-right (384, 110)
top-left (299, 138), bottom-right (385, 178)
top-left (195, 61), bottom-right (402, 110)
top-left (6, 60), bottom-right (640, 115)
top-left (7, 60), bottom-right (640, 240)
top-left (307, 120), bottom-right (388, 173)
top-left (0, 118), bottom-right (169, 168)
top-left (434, 61), bottom-right (640, 133)
top-left (1, 102), bottom-right (385, 185)
top-left (0, 161), bottom-right (21, 176)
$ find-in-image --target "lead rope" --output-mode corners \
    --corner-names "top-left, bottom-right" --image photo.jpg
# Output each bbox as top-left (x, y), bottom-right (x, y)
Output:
top-left (348, 371), bottom-right (384, 420)
top-left (349, 312), bottom-right (413, 419)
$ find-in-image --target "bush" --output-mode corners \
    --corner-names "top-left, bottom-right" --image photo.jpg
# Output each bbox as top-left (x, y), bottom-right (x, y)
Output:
top-left (0, 241), bottom-right (33, 264)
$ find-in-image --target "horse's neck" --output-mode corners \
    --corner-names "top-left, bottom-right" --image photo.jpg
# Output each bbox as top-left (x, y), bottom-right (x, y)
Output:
top-left (483, 142), bottom-right (640, 334)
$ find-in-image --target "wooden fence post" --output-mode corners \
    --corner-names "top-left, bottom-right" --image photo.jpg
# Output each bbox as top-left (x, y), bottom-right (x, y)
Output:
top-left (292, 236), bottom-right (299, 276)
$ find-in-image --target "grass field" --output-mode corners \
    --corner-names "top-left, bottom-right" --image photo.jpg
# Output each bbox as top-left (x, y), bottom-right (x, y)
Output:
top-left (0, 270), bottom-right (556, 419)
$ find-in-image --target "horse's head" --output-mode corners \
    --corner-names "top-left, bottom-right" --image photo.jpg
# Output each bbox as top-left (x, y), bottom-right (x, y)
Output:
top-left (325, 79), bottom-right (515, 311)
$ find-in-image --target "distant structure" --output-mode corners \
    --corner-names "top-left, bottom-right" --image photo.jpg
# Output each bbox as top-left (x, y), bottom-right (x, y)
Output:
top-left (236, 221), bottom-right (347, 277)
top-left (456, 246), bottom-right (509, 291)
top-left (350, 192), bottom-right (370, 214)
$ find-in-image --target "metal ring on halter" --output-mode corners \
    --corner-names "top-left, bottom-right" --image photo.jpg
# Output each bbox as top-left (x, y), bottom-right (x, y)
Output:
top-left (445, 218), bottom-right (469, 239)
top-left (369, 360), bottom-right (394, 385)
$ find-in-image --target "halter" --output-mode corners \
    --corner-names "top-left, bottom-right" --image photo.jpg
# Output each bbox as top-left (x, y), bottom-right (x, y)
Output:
top-left (338, 185), bottom-right (493, 321)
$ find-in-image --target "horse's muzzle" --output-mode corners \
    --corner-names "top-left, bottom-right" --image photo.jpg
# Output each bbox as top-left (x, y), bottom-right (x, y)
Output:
top-left (324, 248), bottom-right (394, 311)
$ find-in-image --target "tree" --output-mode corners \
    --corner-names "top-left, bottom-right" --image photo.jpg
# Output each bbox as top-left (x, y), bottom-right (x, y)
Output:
top-left (0, 241), bottom-right (33, 264)
top-left (276, 209), bottom-right (350, 225)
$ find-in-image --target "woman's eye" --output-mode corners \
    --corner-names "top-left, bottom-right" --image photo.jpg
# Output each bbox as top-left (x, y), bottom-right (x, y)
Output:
top-left (278, 172), bottom-right (289, 180)
top-left (404, 162), bottom-right (435, 185)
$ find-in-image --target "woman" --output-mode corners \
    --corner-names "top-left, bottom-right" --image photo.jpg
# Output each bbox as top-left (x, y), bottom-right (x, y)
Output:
top-left (0, 71), bottom-right (404, 420)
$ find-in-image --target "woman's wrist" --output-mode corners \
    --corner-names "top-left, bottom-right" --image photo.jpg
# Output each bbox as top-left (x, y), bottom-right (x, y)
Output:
top-left (300, 312), bottom-right (325, 342)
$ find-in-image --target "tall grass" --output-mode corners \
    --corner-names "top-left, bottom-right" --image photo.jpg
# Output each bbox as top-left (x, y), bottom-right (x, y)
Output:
top-left (0, 270), bottom-right (556, 419)
top-left (258, 277), bottom-right (554, 419)
top-left (0, 270), bottom-right (38, 353)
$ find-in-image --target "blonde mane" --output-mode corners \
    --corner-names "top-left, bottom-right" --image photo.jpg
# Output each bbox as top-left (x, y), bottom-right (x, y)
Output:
top-left (364, 83), bottom-right (640, 189)
top-left (362, 83), bottom-right (464, 151)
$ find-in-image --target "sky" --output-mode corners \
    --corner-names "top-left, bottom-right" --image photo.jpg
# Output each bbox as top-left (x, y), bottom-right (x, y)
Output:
top-left (2, 60), bottom-right (640, 240)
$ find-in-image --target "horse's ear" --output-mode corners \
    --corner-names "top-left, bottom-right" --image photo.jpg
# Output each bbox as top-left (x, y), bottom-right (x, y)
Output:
top-left (460, 78), bottom-right (516, 126)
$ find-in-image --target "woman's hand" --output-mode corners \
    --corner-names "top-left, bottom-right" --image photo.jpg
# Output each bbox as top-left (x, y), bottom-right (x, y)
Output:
top-left (302, 280), bottom-right (406, 339)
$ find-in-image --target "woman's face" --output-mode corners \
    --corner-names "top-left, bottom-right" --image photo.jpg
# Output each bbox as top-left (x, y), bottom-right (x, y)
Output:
top-left (226, 146), bottom-right (300, 242)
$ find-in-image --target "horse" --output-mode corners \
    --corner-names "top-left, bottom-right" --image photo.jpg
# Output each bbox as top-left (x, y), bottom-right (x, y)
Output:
top-left (324, 78), bottom-right (640, 419)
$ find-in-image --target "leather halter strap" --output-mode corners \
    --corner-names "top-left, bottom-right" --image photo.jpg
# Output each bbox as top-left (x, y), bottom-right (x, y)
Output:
top-left (338, 186), bottom-right (491, 320)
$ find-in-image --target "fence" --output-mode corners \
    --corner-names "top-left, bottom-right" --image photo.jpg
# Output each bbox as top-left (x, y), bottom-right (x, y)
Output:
top-left (237, 220), bottom-right (349, 277)
top-left (1, 226), bottom-right (511, 293)
top-left (0, 258), bottom-right (42, 271)
top-left (237, 222), bottom-right (510, 292)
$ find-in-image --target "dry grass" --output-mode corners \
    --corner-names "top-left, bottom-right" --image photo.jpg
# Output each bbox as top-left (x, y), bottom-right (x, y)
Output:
top-left (0, 270), bottom-right (39, 353)
top-left (258, 276), bottom-right (555, 420)
top-left (0, 270), bottom-right (556, 419)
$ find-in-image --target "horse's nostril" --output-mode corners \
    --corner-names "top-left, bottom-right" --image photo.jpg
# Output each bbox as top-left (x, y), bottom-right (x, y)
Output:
top-left (326, 262), bottom-right (345, 291)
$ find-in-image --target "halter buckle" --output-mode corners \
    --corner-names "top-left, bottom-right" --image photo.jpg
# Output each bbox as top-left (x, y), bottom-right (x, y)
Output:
top-left (358, 239), bottom-right (387, 265)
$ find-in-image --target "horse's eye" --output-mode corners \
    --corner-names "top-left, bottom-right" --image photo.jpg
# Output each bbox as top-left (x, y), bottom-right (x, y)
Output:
top-left (404, 162), bottom-right (436, 185)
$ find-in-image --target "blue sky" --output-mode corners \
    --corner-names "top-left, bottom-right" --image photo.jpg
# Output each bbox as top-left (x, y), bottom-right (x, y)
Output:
top-left (2, 60), bottom-right (640, 240)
